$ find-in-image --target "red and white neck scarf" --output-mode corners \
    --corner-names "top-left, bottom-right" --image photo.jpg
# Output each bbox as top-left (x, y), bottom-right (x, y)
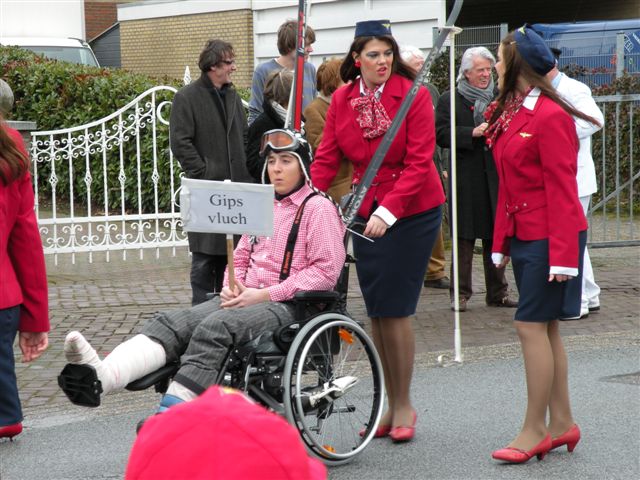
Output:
top-left (484, 87), bottom-right (532, 149)
top-left (350, 79), bottom-right (391, 139)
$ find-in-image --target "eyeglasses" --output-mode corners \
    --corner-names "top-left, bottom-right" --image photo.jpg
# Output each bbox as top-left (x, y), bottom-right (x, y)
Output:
top-left (259, 129), bottom-right (302, 156)
top-left (220, 59), bottom-right (236, 66)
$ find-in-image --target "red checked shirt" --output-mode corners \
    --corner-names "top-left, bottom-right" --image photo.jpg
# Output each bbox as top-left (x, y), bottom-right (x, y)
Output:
top-left (224, 184), bottom-right (346, 302)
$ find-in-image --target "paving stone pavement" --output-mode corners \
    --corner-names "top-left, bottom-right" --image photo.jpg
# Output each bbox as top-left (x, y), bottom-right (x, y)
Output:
top-left (15, 245), bottom-right (639, 414)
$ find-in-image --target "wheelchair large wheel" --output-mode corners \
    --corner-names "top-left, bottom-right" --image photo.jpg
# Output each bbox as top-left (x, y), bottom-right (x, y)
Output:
top-left (283, 313), bottom-right (384, 465)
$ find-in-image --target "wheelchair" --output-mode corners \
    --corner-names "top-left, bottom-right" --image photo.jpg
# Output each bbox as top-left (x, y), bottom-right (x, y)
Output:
top-left (58, 256), bottom-right (385, 466)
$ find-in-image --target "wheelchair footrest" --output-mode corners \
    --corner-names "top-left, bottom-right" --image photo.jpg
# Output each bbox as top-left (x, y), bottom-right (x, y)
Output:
top-left (57, 364), bottom-right (103, 408)
top-left (125, 363), bottom-right (180, 392)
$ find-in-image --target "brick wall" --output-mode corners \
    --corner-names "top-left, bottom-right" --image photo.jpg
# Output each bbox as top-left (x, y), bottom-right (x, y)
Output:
top-left (120, 10), bottom-right (254, 89)
top-left (85, 1), bottom-right (119, 41)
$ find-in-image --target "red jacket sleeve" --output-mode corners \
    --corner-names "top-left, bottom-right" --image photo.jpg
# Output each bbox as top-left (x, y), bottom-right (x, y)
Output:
top-left (378, 86), bottom-right (438, 218)
top-left (538, 108), bottom-right (584, 268)
top-left (492, 176), bottom-right (511, 256)
top-left (9, 171), bottom-right (50, 332)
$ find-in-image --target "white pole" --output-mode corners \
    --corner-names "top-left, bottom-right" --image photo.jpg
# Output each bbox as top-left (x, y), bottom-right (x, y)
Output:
top-left (183, 66), bottom-right (191, 86)
top-left (438, 26), bottom-right (463, 367)
top-left (224, 180), bottom-right (235, 290)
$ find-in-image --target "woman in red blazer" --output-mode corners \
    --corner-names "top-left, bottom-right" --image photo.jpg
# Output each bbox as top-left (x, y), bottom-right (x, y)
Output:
top-left (0, 120), bottom-right (49, 440)
top-left (311, 20), bottom-right (445, 443)
top-left (485, 26), bottom-right (599, 464)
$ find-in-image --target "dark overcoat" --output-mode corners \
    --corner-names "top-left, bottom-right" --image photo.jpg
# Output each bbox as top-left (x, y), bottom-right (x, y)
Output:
top-left (435, 89), bottom-right (499, 240)
top-left (170, 74), bottom-right (253, 255)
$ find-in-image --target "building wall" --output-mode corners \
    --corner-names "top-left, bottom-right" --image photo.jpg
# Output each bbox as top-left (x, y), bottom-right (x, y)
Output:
top-left (91, 24), bottom-right (121, 68)
top-left (120, 10), bottom-right (254, 88)
top-left (118, 0), bottom-right (446, 87)
top-left (253, 0), bottom-right (445, 68)
top-left (85, 1), bottom-right (119, 41)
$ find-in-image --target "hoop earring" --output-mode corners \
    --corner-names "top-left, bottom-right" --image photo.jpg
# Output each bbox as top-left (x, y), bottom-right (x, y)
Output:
top-left (354, 60), bottom-right (361, 68)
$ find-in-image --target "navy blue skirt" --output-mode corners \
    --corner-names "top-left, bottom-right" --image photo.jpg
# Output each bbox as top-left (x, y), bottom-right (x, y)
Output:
top-left (510, 231), bottom-right (587, 322)
top-left (353, 206), bottom-right (442, 317)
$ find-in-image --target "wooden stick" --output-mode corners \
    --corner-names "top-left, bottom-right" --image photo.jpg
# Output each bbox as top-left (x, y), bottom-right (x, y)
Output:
top-left (226, 234), bottom-right (235, 291)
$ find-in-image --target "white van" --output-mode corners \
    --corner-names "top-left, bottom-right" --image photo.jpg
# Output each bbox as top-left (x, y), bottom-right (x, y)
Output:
top-left (0, 37), bottom-right (100, 67)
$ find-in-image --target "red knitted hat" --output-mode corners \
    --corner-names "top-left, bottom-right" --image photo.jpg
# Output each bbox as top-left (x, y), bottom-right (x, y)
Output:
top-left (125, 386), bottom-right (326, 480)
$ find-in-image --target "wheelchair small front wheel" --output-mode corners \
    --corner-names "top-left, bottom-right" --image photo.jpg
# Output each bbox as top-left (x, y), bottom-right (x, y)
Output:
top-left (283, 313), bottom-right (384, 465)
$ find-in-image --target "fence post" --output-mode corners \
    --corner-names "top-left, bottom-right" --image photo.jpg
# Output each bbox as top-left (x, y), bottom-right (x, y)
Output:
top-left (500, 22), bottom-right (508, 39)
top-left (616, 31), bottom-right (625, 88)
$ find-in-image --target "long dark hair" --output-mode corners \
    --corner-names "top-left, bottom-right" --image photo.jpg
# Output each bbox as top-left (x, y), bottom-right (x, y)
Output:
top-left (340, 35), bottom-right (416, 84)
top-left (489, 31), bottom-right (601, 127)
top-left (0, 119), bottom-right (29, 185)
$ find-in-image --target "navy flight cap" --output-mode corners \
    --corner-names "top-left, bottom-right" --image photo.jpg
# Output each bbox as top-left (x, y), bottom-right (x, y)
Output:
top-left (354, 20), bottom-right (392, 38)
top-left (514, 24), bottom-right (556, 75)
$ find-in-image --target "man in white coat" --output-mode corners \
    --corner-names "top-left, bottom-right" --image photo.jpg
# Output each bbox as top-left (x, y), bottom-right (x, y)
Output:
top-left (548, 48), bottom-right (604, 318)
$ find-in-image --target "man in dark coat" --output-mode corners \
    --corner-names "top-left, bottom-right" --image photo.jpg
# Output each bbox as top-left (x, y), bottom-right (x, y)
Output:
top-left (435, 46), bottom-right (517, 312)
top-left (170, 39), bottom-right (253, 305)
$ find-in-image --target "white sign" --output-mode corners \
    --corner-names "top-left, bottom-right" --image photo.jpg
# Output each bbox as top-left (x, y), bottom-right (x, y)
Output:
top-left (180, 178), bottom-right (274, 236)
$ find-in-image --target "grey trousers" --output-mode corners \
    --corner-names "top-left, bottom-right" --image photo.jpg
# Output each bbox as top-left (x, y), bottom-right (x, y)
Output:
top-left (141, 297), bottom-right (295, 394)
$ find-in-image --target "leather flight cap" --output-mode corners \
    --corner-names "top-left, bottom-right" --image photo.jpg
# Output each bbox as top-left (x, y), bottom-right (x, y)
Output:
top-left (514, 24), bottom-right (556, 75)
top-left (354, 20), bottom-right (392, 38)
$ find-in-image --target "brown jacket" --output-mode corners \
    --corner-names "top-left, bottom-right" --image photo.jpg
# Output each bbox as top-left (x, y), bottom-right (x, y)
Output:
top-left (304, 96), bottom-right (353, 203)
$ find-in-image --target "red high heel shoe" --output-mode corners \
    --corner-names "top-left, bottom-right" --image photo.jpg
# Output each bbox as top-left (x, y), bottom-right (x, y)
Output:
top-left (492, 434), bottom-right (552, 463)
top-left (359, 424), bottom-right (392, 438)
top-left (0, 422), bottom-right (23, 441)
top-left (389, 410), bottom-right (417, 443)
top-left (551, 424), bottom-right (581, 452)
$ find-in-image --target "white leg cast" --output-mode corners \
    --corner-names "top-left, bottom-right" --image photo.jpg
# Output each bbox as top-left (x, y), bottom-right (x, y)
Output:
top-left (64, 331), bottom-right (101, 366)
top-left (64, 332), bottom-right (166, 395)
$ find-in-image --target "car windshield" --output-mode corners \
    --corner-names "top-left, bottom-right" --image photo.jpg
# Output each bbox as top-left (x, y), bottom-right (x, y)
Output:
top-left (23, 45), bottom-right (99, 67)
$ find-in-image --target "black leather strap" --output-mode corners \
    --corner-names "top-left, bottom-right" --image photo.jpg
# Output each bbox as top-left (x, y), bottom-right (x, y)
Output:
top-left (279, 193), bottom-right (317, 280)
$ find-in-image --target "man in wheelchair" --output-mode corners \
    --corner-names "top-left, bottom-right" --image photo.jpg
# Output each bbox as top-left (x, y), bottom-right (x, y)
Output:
top-left (59, 130), bottom-right (347, 413)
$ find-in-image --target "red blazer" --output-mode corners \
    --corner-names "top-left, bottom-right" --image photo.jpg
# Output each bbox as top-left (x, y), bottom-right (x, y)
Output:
top-left (311, 74), bottom-right (444, 219)
top-left (492, 92), bottom-right (587, 268)
top-left (0, 127), bottom-right (49, 332)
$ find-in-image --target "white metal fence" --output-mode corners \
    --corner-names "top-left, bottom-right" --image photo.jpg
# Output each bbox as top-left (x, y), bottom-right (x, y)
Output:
top-left (30, 87), bottom-right (636, 263)
top-left (589, 93), bottom-right (640, 247)
top-left (31, 85), bottom-right (186, 264)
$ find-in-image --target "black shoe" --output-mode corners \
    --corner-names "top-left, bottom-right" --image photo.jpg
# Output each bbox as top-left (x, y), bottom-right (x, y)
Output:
top-left (424, 277), bottom-right (450, 289)
top-left (487, 297), bottom-right (518, 308)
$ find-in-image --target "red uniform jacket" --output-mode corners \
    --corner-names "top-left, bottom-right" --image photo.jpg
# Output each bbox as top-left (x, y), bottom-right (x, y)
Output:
top-left (311, 74), bottom-right (444, 220)
top-left (0, 127), bottom-right (49, 332)
top-left (492, 92), bottom-right (587, 268)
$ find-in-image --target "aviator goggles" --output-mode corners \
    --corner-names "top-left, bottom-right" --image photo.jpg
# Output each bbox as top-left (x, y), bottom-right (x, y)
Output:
top-left (259, 129), bottom-right (304, 156)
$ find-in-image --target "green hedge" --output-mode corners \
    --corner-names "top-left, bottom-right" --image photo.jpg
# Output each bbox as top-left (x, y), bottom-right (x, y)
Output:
top-left (590, 75), bottom-right (640, 211)
top-left (0, 46), bottom-right (250, 213)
